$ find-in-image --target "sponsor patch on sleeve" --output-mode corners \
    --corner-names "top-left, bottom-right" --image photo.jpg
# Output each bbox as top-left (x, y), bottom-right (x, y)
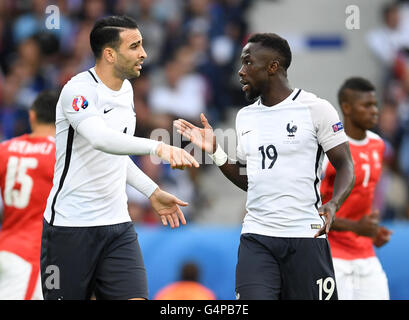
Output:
top-left (72, 95), bottom-right (89, 111)
top-left (332, 122), bottom-right (344, 132)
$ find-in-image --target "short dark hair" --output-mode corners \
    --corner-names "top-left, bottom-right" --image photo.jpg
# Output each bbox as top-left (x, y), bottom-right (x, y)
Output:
top-left (247, 33), bottom-right (292, 70)
top-left (31, 90), bottom-right (59, 124)
top-left (90, 15), bottom-right (138, 59)
top-left (338, 77), bottom-right (375, 105)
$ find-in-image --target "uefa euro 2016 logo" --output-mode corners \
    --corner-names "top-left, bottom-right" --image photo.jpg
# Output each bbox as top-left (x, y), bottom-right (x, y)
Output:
top-left (72, 96), bottom-right (89, 112)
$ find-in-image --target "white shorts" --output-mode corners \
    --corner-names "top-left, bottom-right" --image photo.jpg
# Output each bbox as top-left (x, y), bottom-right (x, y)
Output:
top-left (333, 256), bottom-right (389, 300)
top-left (0, 251), bottom-right (43, 300)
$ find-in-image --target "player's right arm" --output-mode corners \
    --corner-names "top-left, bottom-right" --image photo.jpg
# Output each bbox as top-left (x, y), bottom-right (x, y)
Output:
top-left (174, 113), bottom-right (248, 191)
top-left (61, 83), bottom-right (198, 169)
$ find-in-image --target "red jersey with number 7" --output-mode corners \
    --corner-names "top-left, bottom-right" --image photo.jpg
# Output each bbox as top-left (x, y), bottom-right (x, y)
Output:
top-left (320, 131), bottom-right (384, 260)
top-left (0, 134), bottom-right (55, 263)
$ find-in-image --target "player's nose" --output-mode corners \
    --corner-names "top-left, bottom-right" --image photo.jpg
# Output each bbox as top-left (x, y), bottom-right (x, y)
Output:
top-left (140, 46), bottom-right (147, 60)
top-left (238, 65), bottom-right (245, 77)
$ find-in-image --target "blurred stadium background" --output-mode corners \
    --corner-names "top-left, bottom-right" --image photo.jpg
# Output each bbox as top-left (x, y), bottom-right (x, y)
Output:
top-left (0, 0), bottom-right (409, 299)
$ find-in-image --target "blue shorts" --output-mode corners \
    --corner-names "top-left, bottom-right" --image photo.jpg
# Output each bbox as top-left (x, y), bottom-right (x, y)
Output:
top-left (235, 233), bottom-right (338, 300)
top-left (40, 219), bottom-right (148, 300)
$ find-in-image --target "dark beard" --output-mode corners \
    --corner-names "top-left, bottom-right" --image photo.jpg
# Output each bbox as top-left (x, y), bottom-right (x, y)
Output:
top-left (114, 61), bottom-right (140, 80)
top-left (245, 88), bottom-right (260, 102)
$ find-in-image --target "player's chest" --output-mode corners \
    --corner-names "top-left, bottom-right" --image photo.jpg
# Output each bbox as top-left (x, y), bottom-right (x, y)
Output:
top-left (239, 109), bottom-right (316, 159)
top-left (350, 145), bottom-right (382, 188)
top-left (96, 93), bottom-right (136, 135)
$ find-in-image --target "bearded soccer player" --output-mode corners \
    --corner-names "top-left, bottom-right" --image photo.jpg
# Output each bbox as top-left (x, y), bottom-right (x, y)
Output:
top-left (175, 33), bottom-right (355, 300)
top-left (40, 16), bottom-right (199, 300)
top-left (321, 77), bottom-right (392, 300)
top-left (0, 90), bottom-right (58, 299)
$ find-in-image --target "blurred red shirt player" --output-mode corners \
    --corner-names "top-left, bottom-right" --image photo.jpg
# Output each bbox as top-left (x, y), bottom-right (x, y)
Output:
top-left (321, 78), bottom-right (392, 300)
top-left (0, 90), bottom-right (58, 300)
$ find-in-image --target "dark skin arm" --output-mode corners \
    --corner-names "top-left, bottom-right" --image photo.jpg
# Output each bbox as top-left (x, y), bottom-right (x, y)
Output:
top-left (330, 208), bottom-right (393, 247)
top-left (218, 161), bottom-right (248, 192)
top-left (331, 210), bottom-right (379, 237)
top-left (315, 142), bottom-right (355, 237)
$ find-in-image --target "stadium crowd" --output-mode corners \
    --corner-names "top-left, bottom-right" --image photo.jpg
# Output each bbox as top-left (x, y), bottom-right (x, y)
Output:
top-left (0, 0), bottom-right (408, 224)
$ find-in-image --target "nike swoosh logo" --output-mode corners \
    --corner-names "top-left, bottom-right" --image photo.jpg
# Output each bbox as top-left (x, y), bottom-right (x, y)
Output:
top-left (104, 108), bottom-right (113, 114)
top-left (242, 130), bottom-right (252, 136)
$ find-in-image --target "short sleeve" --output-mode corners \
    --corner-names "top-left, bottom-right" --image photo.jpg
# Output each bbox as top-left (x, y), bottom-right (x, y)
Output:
top-left (309, 99), bottom-right (348, 152)
top-left (60, 82), bottom-right (99, 130)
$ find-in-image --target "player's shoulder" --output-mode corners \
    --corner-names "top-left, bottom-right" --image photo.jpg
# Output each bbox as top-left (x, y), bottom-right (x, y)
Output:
top-left (0, 134), bottom-right (26, 152)
top-left (367, 130), bottom-right (385, 147)
top-left (62, 70), bottom-right (98, 93)
top-left (298, 89), bottom-right (335, 111)
top-left (367, 130), bottom-right (383, 141)
top-left (60, 70), bottom-right (99, 104)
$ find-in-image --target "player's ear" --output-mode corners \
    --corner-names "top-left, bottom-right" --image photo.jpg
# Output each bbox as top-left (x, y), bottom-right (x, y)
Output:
top-left (268, 60), bottom-right (279, 75)
top-left (340, 101), bottom-right (351, 116)
top-left (103, 47), bottom-right (116, 64)
top-left (28, 109), bottom-right (36, 127)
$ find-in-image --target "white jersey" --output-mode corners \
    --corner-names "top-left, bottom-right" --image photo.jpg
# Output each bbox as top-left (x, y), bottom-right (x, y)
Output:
top-left (44, 68), bottom-right (137, 227)
top-left (236, 89), bottom-right (347, 238)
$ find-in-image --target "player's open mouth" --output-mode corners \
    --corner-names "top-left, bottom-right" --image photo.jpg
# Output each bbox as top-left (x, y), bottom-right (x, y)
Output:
top-left (240, 80), bottom-right (250, 92)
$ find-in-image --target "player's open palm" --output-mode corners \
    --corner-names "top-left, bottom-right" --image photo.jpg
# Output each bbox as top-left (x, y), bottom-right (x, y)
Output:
top-left (149, 188), bottom-right (188, 228)
top-left (174, 113), bottom-right (217, 154)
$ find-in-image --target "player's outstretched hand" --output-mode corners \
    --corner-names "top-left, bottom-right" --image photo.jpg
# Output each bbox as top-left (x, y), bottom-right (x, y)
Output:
top-left (174, 113), bottom-right (217, 154)
top-left (149, 188), bottom-right (188, 228)
top-left (156, 143), bottom-right (199, 169)
top-left (315, 201), bottom-right (337, 238)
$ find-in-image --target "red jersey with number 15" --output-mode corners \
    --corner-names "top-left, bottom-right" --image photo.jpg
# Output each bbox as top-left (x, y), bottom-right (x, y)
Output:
top-left (0, 134), bottom-right (55, 263)
top-left (320, 131), bottom-right (384, 260)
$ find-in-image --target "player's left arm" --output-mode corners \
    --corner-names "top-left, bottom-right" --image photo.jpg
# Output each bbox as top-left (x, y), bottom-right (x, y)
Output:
top-left (315, 142), bottom-right (355, 237)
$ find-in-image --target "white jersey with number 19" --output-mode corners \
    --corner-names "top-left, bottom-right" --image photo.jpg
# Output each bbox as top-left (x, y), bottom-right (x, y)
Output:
top-left (236, 89), bottom-right (348, 238)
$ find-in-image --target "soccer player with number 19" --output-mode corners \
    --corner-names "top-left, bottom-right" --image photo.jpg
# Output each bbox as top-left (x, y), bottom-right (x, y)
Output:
top-left (175, 33), bottom-right (355, 300)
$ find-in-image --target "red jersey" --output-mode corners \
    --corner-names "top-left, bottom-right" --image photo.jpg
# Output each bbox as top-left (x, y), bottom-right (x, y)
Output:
top-left (0, 134), bottom-right (55, 263)
top-left (321, 131), bottom-right (384, 260)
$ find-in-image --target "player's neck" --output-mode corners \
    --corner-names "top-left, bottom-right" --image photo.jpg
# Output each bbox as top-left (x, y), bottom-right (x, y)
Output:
top-left (345, 122), bottom-right (366, 140)
top-left (260, 79), bottom-right (292, 107)
top-left (29, 125), bottom-right (56, 138)
top-left (94, 63), bottom-right (124, 91)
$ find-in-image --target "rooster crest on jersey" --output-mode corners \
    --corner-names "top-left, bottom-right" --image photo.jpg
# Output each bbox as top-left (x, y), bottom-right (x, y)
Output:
top-left (286, 122), bottom-right (297, 137)
top-left (72, 95), bottom-right (89, 112)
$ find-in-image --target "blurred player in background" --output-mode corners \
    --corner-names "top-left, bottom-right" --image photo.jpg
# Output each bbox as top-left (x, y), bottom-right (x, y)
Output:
top-left (0, 90), bottom-right (58, 300)
top-left (321, 77), bottom-right (392, 300)
top-left (154, 261), bottom-right (216, 300)
top-left (175, 33), bottom-right (355, 300)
